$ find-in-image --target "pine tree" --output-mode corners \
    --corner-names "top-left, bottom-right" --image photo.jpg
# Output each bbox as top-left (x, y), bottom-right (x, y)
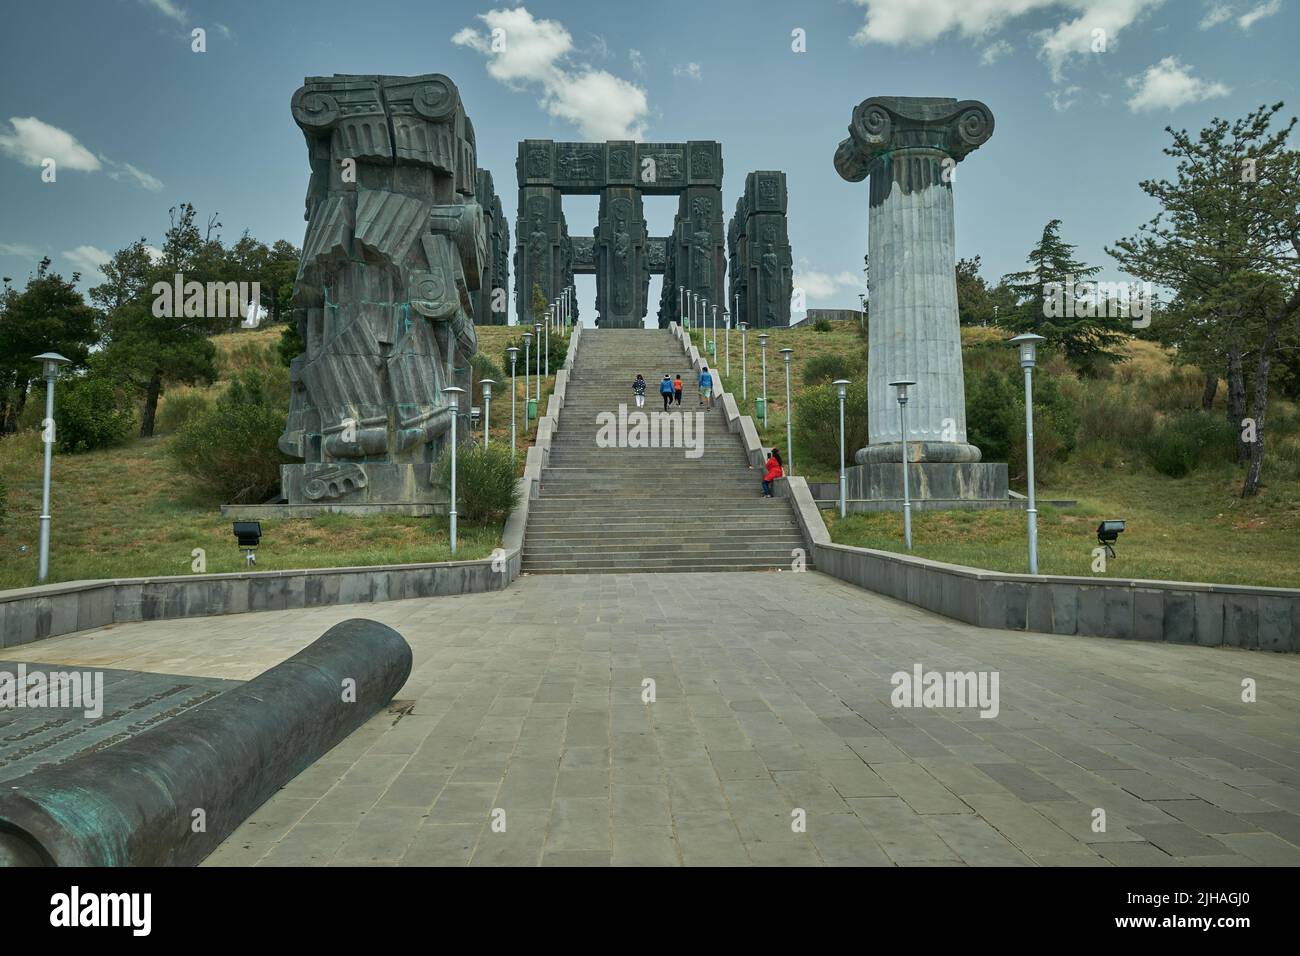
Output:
top-left (999, 219), bottom-right (1129, 372)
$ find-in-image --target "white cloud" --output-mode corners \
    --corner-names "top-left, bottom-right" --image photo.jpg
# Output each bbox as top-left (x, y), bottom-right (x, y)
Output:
top-left (0, 116), bottom-right (163, 190)
top-left (792, 261), bottom-right (865, 301)
top-left (1199, 2), bottom-right (1234, 28)
top-left (106, 160), bottom-right (165, 192)
top-left (980, 39), bottom-right (1013, 65)
top-left (0, 242), bottom-right (41, 258)
top-left (850, 0), bottom-right (1166, 81)
top-left (1047, 85), bottom-right (1083, 111)
top-left (1126, 56), bottom-right (1230, 111)
top-left (453, 6), bottom-right (649, 140)
top-left (629, 49), bottom-right (644, 73)
top-left (142, 0), bottom-right (187, 23)
top-left (63, 245), bottom-right (112, 281)
top-left (0, 116), bottom-right (100, 171)
top-left (1238, 0), bottom-right (1281, 29)
top-left (673, 62), bottom-right (703, 81)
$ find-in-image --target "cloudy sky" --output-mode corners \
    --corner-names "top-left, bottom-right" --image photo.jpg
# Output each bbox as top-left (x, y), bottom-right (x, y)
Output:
top-left (0, 0), bottom-right (1295, 325)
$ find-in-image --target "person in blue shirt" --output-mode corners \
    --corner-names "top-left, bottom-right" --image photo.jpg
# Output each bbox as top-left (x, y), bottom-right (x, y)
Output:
top-left (659, 373), bottom-right (674, 410)
top-left (698, 366), bottom-right (714, 408)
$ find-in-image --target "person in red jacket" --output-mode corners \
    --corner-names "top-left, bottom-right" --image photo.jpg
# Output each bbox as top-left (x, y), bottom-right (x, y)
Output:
top-left (762, 449), bottom-right (783, 498)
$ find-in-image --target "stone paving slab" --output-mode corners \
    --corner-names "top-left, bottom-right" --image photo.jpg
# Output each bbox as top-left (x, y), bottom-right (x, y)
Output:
top-left (14, 571), bottom-right (1300, 867)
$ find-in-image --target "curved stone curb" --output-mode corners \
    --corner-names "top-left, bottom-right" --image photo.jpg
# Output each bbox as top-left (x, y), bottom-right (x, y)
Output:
top-left (0, 618), bottom-right (412, 866)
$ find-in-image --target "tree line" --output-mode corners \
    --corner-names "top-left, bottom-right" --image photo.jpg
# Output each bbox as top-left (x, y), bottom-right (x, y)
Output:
top-left (0, 203), bottom-right (298, 439)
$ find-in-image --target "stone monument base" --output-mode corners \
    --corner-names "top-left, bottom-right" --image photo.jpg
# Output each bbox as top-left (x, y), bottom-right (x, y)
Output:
top-left (840, 462), bottom-right (1008, 501)
top-left (855, 441), bottom-right (982, 464)
top-left (281, 462), bottom-right (442, 508)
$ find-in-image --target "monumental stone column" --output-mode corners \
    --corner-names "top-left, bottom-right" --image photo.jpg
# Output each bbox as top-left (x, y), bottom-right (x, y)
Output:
top-left (835, 96), bottom-right (993, 464)
top-left (594, 186), bottom-right (648, 328)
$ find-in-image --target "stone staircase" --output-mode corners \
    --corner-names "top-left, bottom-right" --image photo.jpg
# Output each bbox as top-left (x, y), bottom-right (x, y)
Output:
top-left (521, 328), bottom-right (809, 573)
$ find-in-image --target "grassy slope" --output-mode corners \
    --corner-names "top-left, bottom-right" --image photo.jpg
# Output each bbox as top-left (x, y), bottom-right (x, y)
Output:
top-left (689, 321), bottom-right (1300, 589)
top-left (0, 325), bottom-right (548, 590)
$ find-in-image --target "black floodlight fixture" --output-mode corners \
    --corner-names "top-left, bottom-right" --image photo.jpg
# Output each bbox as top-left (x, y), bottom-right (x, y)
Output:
top-left (233, 521), bottom-right (262, 567)
top-left (1097, 519), bottom-right (1125, 559)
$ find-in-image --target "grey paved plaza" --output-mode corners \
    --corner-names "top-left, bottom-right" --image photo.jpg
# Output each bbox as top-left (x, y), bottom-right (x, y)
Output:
top-left (15, 571), bottom-right (1300, 866)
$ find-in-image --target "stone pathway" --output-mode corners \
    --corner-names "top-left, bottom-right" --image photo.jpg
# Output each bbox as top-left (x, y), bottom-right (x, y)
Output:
top-left (15, 571), bottom-right (1300, 866)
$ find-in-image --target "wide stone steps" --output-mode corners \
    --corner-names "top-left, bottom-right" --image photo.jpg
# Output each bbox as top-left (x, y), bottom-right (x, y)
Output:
top-left (521, 328), bottom-right (806, 574)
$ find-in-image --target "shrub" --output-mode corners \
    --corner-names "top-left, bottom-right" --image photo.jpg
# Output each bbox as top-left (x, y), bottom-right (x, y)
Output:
top-left (501, 327), bottom-right (570, 377)
top-left (1142, 411), bottom-right (1236, 478)
top-left (470, 352), bottom-right (506, 389)
top-left (53, 374), bottom-right (137, 453)
top-left (171, 366), bottom-right (290, 502)
top-left (437, 440), bottom-right (520, 523)
top-left (803, 351), bottom-right (866, 387)
top-left (793, 379), bottom-right (869, 468)
top-left (811, 318), bottom-right (833, 332)
top-left (965, 365), bottom-right (1078, 484)
top-left (156, 390), bottom-right (213, 434)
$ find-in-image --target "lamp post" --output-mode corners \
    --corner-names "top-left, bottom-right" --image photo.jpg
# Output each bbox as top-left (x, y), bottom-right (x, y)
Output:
top-left (522, 333), bottom-right (532, 434)
top-left (833, 379), bottom-right (850, 519)
top-left (1010, 333), bottom-right (1047, 574)
top-left (691, 292), bottom-right (698, 335)
top-left (533, 322), bottom-right (542, 406)
top-left (739, 322), bottom-right (748, 401)
top-left (506, 346), bottom-right (519, 456)
top-left (759, 333), bottom-right (769, 429)
top-left (679, 285), bottom-right (685, 329)
top-left (724, 314), bottom-right (731, 377)
top-left (32, 352), bottom-right (70, 584)
top-left (858, 292), bottom-right (866, 333)
top-left (480, 378), bottom-right (495, 447)
top-left (780, 347), bottom-right (794, 475)
top-left (711, 304), bottom-right (718, 357)
top-left (444, 385), bottom-right (465, 555)
top-left (889, 380), bottom-right (917, 551)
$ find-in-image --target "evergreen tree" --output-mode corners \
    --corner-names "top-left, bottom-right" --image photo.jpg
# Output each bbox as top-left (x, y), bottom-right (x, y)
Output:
top-left (1109, 103), bottom-right (1300, 497)
top-left (0, 259), bottom-right (101, 433)
top-left (999, 219), bottom-right (1129, 372)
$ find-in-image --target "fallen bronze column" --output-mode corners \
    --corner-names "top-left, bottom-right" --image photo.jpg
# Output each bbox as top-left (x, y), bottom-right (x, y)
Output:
top-left (0, 618), bottom-right (412, 866)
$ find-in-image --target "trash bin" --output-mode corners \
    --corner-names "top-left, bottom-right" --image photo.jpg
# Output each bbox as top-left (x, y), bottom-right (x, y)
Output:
top-left (754, 396), bottom-right (766, 419)
top-left (527, 398), bottom-right (537, 421)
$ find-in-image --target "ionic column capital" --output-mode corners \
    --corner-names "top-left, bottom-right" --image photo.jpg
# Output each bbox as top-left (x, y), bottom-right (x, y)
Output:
top-left (834, 96), bottom-right (995, 183)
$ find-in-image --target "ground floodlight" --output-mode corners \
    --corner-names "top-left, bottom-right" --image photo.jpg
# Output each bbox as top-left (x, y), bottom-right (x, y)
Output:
top-left (233, 521), bottom-right (262, 567)
top-left (1097, 519), bottom-right (1125, 559)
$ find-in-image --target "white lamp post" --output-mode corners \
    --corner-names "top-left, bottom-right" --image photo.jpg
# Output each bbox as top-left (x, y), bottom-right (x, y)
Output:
top-left (780, 347), bottom-right (794, 475)
top-left (444, 385), bottom-right (465, 555)
top-left (533, 322), bottom-right (542, 405)
top-left (724, 313), bottom-right (731, 377)
top-left (522, 333), bottom-right (532, 434)
top-left (33, 352), bottom-right (70, 584)
top-left (889, 379), bottom-right (917, 551)
top-left (691, 292), bottom-right (698, 334)
top-left (739, 322), bottom-right (748, 401)
top-left (759, 333), bottom-right (769, 429)
top-left (1010, 333), bottom-right (1047, 574)
top-left (833, 378), bottom-right (850, 519)
top-left (679, 285), bottom-right (685, 329)
top-left (711, 304), bottom-right (718, 357)
top-left (480, 378), bottom-right (495, 447)
top-left (546, 306), bottom-right (553, 376)
top-left (506, 346), bottom-right (519, 457)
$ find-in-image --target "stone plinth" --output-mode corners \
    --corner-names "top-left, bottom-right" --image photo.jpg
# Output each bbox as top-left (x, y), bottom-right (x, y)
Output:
top-left (834, 96), bottom-right (994, 464)
top-left (841, 461), bottom-right (1007, 501)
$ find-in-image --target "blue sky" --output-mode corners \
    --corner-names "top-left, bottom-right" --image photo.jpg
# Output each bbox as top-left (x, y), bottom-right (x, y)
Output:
top-left (1, 0), bottom-right (1295, 326)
